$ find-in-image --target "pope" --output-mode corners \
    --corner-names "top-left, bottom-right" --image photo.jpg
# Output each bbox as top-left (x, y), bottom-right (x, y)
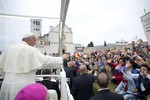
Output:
top-left (0, 33), bottom-right (67, 100)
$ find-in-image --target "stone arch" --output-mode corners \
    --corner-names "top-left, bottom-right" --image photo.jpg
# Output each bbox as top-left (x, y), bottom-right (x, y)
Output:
top-left (62, 45), bottom-right (67, 54)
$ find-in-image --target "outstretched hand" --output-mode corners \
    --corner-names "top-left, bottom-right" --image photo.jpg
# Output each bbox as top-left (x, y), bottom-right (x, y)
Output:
top-left (62, 54), bottom-right (68, 60)
top-left (115, 64), bottom-right (121, 70)
top-left (136, 39), bottom-right (142, 45)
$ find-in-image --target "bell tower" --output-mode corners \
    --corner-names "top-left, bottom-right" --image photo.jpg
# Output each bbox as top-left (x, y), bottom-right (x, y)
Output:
top-left (30, 19), bottom-right (42, 38)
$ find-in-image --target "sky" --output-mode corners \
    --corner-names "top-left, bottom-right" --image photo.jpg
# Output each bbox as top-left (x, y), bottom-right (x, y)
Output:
top-left (0, 0), bottom-right (150, 51)
top-left (66, 0), bottom-right (150, 46)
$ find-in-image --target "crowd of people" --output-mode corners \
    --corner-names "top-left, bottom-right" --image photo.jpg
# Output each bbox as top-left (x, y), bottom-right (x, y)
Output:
top-left (63, 39), bottom-right (150, 100)
top-left (0, 32), bottom-right (150, 100)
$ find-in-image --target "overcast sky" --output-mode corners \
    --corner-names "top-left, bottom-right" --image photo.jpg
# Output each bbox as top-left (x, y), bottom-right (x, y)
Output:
top-left (0, 0), bottom-right (150, 50)
top-left (67, 0), bottom-right (150, 46)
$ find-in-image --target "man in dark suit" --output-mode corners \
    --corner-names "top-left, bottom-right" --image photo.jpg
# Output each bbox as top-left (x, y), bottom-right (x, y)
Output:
top-left (90, 72), bottom-right (124, 100)
top-left (64, 61), bottom-right (76, 89)
top-left (71, 65), bottom-right (95, 100)
top-left (40, 69), bottom-right (60, 100)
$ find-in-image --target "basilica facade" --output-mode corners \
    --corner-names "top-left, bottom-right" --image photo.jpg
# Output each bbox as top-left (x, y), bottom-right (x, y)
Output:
top-left (35, 24), bottom-right (80, 56)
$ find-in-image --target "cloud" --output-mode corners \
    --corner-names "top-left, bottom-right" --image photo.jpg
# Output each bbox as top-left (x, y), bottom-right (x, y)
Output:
top-left (0, 0), bottom-right (149, 48)
top-left (67, 0), bottom-right (149, 46)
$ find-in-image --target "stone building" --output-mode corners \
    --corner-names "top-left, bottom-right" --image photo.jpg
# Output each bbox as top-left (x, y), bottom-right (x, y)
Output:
top-left (35, 24), bottom-right (75, 56)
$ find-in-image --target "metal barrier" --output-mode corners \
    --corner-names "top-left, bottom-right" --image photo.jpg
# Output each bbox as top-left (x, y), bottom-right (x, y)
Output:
top-left (35, 67), bottom-right (74, 100)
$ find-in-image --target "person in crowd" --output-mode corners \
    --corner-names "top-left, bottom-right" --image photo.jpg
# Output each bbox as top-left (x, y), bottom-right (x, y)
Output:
top-left (71, 65), bottom-right (95, 100)
top-left (115, 70), bottom-right (137, 100)
top-left (99, 58), bottom-right (105, 71)
top-left (40, 69), bottom-right (60, 100)
top-left (109, 57), bottom-right (126, 85)
top-left (63, 53), bottom-right (70, 68)
top-left (64, 61), bottom-right (76, 89)
top-left (75, 58), bottom-right (84, 72)
top-left (90, 72), bottom-right (124, 100)
top-left (15, 83), bottom-right (49, 100)
top-left (134, 39), bottom-right (150, 59)
top-left (125, 59), bottom-right (139, 87)
top-left (91, 64), bottom-right (99, 79)
top-left (116, 58), bottom-right (139, 87)
top-left (127, 63), bottom-right (150, 100)
top-left (0, 33), bottom-right (67, 100)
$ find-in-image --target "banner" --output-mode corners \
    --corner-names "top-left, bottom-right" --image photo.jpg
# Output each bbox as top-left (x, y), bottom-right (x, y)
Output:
top-left (141, 12), bottom-right (150, 45)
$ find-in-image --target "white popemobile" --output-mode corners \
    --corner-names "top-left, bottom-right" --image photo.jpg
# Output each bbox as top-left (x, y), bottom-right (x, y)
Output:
top-left (35, 65), bottom-right (74, 100)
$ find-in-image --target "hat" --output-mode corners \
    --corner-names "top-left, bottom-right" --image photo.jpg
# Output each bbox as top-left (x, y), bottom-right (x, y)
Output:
top-left (15, 83), bottom-right (47, 100)
top-left (22, 33), bottom-right (34, 38)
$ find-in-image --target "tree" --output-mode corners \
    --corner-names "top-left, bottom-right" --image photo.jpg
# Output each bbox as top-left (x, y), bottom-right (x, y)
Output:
top-left (104, 40), bottom-right (107, 46)
top-left (87, 41), bottom-right (94, 47)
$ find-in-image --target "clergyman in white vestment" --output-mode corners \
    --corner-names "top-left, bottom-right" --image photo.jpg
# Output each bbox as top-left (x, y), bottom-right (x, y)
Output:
top-left (0, 33), bottom-right (64, 100)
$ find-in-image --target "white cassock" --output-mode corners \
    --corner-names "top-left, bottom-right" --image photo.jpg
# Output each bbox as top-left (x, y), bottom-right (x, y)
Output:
top-left (0, 41), bottom-right (63, 100)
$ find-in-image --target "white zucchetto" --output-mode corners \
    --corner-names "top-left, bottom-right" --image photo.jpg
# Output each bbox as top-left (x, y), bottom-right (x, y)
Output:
top-left (22, 33), bottom-right (34, 38)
